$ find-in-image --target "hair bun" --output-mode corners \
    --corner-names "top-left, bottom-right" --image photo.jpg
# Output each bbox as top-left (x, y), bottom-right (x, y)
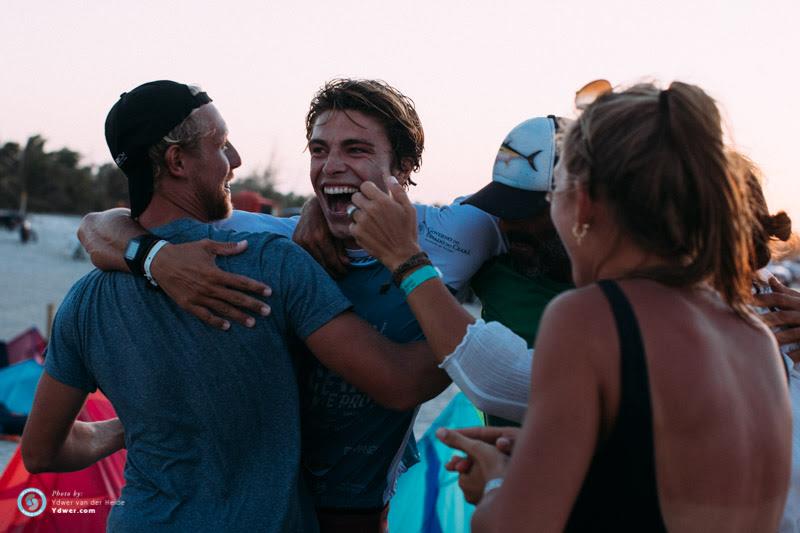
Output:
top-left (768, 211), bottom-right (792, 241)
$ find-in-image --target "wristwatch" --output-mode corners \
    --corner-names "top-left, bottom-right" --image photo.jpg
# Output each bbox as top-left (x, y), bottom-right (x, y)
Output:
top-left (124, 234), bottom-right (164, 277)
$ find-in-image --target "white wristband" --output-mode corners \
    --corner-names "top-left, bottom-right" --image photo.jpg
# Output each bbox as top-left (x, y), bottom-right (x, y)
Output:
top-left (483, 477), bottom-right (503, 495)
top-left (143, 240), bottom-right (169, 287)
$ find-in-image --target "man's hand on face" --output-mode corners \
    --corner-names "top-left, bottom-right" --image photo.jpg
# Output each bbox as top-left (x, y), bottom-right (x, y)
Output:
top-left (150, 240), bottom-right (272, 330)
top-left (349, 175), bottom-right (421, 272)
top-left (293, 197), bottom-right (350, 277)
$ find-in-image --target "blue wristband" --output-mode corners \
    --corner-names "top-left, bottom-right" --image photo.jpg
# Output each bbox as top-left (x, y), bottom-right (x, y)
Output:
top-left (400, 265), bottom-right (441, 297)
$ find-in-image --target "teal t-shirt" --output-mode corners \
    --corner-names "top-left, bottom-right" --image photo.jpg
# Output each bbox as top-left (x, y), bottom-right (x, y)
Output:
top-left (45, 219), bottom-right (351, 532)
top-left (299, 254), bottom-right (422, 509)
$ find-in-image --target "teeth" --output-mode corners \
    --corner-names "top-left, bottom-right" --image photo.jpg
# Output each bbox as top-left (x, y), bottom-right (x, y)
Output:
top-left (324, 186), bottom-right (358, 195)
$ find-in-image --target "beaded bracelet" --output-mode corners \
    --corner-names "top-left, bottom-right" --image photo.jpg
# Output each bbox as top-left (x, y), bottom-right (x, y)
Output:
top-left (399, 265), bottom-right (441, 297)
top-left (391, 251), bottom-right (432, 286)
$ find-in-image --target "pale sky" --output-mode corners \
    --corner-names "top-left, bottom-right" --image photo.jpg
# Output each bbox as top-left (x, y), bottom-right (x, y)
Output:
top-left (2, 0), bottom-right (799, 219)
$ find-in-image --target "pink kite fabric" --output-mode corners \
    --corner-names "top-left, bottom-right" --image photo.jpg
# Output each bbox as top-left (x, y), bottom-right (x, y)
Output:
top-left (5, 329), bottom-right (47, 366)
top-left (0, 392), bottom-right (126, 532)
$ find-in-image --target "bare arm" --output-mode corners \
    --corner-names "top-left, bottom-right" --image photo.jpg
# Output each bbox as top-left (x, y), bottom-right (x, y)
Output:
top-left (305, 311), bottom-right (452, 411)
top-left (404, 280), bottom-right (476, 362)
top-left (349, 177), bottom-right (476, 360)
top-left (21, 373), bottom-right (125, 473)
top-left (293, 197), bottom-right (350, 277)
top-left (78, 208), bottom-right (272, 330)
top-left (439, 292), bottom-right (603, 532)
top-left (78, 208), bottom-right (144, 272)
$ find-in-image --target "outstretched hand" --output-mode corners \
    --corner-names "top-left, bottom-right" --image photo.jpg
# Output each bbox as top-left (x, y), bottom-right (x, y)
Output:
top-left (444, 426), bottom-right (518, 481)
top-left (150, 239), bottom-right (272, 331)
top-left (452, 426), bottom-right (520, 454)
top-left (754, 277), bottom-right (800, 359)
top-left (437, 427), bottom-right (511, 504)
top-left (349, 175), bottom-right (422, 272)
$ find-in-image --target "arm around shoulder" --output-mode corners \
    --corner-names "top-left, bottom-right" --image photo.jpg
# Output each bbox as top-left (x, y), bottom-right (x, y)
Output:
top-left (305, 312), bottom-right (451, 411)
top-left (78, 208), bottom-right (145, 272)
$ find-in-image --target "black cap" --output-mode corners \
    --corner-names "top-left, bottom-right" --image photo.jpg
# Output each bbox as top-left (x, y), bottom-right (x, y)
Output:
top-left (463, 116), bottom-right (558, 220)
top-left (463, 182), bottom-right (550, 221)
top-left (105, 80), bottom-right (212, 218)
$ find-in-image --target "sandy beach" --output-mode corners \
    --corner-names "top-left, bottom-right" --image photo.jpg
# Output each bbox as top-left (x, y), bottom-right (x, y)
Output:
top-left (0, 214), bottom-right (93, 341)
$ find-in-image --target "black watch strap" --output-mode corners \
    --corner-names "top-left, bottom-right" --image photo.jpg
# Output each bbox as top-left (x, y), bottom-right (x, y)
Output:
top-left (125, 234), bottom-right (163, 277)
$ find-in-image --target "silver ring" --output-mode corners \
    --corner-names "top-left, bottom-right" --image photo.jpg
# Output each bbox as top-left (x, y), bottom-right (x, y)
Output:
top-left (346, 205), bottom-right (359, 219)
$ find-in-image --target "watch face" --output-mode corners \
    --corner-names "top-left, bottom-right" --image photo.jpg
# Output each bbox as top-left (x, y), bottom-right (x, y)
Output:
top-left (125, 240), bottom-right (141, 261)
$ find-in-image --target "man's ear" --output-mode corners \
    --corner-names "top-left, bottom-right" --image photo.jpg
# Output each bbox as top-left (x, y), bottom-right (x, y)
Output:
top-left (164, 144), bottom-right (187, 178)
top-left (394, 157), bottom-right (415, 188)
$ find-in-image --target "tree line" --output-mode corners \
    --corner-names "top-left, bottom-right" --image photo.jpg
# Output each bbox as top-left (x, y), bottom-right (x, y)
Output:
top-left (0, 135), bottom-right (308, 215)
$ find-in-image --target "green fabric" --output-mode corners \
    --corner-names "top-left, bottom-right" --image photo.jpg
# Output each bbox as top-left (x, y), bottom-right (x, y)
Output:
top-left (470, 254), bottom-right (572, 427)
top-left (472, 255), bottom-right (572, 348)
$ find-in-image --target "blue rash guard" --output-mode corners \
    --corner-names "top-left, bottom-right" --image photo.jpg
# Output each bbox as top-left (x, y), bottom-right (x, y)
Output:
top-left (214, 201), bottom-right (504, 508)
top-left (298, 250), bottom-right (423, 508)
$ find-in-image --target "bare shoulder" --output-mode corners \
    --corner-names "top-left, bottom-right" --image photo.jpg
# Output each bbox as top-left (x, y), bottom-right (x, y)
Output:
top-left (531, 284), bottom-right (625, 434)
top-left (536, 284), bottom-right (619, 369)
top-left (542, 284), bottom-right (613, 326)
top-left (614, 279), bottom-right (780, 368)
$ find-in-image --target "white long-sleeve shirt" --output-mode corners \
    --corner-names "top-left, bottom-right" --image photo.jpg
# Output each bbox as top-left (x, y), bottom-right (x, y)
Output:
top-left (439, 319), bottom-right (532, 423)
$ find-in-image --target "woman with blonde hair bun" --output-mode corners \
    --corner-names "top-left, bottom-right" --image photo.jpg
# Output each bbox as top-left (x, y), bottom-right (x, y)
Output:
top-left (348, 81), bottom-right (792, 531)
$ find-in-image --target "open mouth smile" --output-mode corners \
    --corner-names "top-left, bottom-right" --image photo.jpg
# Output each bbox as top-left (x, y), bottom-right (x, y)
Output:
top-left (323, 185), bottom-right (358, 214)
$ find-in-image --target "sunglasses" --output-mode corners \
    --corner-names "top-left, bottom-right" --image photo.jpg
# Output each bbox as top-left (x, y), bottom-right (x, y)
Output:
top-left (575, 79), bottom-right (612, 110)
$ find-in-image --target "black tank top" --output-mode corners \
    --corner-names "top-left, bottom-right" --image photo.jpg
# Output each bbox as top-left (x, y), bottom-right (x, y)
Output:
top-left (565, 280), bottom-right (667, 531)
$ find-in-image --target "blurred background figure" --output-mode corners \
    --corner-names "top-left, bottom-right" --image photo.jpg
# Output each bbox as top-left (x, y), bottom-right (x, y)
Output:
top-left (740, 152), bottom-right (800, 533)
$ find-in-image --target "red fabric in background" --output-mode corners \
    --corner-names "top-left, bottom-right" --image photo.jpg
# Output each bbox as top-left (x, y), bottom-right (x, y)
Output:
top-left (5, 329), bottom-right (47, 366)
top-left (0, 392), bottom-right (126, 532)
top-left (231, 190), bottom-right (275, 213)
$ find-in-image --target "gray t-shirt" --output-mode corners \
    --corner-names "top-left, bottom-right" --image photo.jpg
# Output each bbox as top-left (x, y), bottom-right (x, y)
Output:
top-left (45, 218), bottom-right (351, 532)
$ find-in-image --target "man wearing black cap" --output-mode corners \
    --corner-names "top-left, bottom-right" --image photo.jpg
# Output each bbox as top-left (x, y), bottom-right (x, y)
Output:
top-left (21, 80), bottom-right (450, 532)
top-left (106, 81), bottom-right (219, 220)
top-left (73, 78), bottom-right (504, 532)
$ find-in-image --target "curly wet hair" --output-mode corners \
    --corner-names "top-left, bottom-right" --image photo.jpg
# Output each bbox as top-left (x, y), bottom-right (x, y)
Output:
top-left (305, 78), bottom-right (424, 181)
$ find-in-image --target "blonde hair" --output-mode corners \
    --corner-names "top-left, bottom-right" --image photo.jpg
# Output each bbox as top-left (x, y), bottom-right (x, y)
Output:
top-left (147, 104), bottom-right (215, 183)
